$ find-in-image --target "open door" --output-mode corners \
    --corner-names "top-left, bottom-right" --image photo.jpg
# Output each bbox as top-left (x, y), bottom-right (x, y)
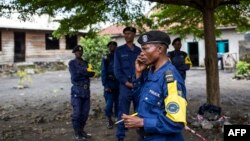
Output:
top-left (14, 32), bottom-right (26, 62)
top-left (188, 42), bottom-right (199, 67)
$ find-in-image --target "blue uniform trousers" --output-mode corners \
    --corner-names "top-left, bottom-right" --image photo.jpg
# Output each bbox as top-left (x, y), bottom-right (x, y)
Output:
top-left (116, 84), bottom-right (138, 139)
top-left (71, 95), bottom-right (90, 129)
top-left (104, 89), bottom-right (119, 118)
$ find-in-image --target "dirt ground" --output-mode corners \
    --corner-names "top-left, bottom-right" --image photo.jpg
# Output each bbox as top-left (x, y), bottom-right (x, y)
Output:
top-left (0, 69), bottom-right (250, 141)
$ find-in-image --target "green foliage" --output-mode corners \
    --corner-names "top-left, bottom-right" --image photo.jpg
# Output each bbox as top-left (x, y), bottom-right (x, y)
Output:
top-left (0, 0), bottom-right (147, 37)
top-left (147, 0), bottom-right (250, 38)
top-left (1, 0), bottom-right (249, 37)
top-left (236, 61), bottom-right (250, 75)
top-left (79, 35), bottom-right (110, 77)
top-left (16, 69), bottom-right (32, 87)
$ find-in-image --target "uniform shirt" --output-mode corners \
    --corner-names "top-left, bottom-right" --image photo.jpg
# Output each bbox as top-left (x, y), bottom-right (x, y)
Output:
top-left (114, 44), bottom-right (141, 84)
top-left (101, 53), bottom-right (119, 90)
top-left (168, 50), bottom-right (191, 80)
top-left (68, 58), bottom-right (95, 97)
top-left (132, 61), bottom-right (186, 140)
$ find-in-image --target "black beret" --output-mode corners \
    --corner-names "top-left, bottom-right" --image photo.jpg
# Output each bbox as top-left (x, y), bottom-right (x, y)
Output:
top-left (123, 26), bottom-right (136, 33)
top-left (72, 45), bottom-right (83, 53)
top-left (137, 30), bottom-right (171, 46)
top-left (107, 41), bottom-right (117, 47)
top-left (172, 37), bottom-right (181, 45)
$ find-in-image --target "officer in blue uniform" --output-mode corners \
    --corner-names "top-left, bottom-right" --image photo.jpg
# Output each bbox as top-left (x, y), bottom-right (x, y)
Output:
top-left (122, 31), bottom-right (187, 141)
top-left (69, 45), bottom-right (95, 141)
top-left (114, 27), bottom-right (141, 141)
top-left (168, 37), bottom-right (192, 80)
top-left (101, 41), bottom-right (119, 129)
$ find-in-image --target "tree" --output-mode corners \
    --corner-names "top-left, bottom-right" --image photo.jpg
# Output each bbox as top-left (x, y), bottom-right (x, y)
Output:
top-left (0, 0), bottom-right (147, 37)
top-left (146, 0), bottom-right (249, 106)
top-left (1, 0), bottom-right (249, 106)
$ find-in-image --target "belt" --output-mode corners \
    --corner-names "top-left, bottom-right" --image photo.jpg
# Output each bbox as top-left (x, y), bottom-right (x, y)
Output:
top-left (107, 75), bottom-right (115, 80)
top-left (75, 84), bottom-right (89, 89)
top-left (136, 128), bottom-right (155, 139)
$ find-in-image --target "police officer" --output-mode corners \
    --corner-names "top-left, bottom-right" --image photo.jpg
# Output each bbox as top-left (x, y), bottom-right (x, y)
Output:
top-left (168, 37), bottom-right (192, 80)
top-left (122, 31), bottom-right (187, 141)
top-left (101, 41), bottom-right (119, 129)
top-left (68, 45), bottom-right (95, 141)
top-left (114, 26), bottom-right (141, 141)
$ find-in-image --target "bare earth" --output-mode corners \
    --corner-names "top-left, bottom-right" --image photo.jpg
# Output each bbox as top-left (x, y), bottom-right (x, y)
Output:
top-left (0, 69), bottom-right (249, 141)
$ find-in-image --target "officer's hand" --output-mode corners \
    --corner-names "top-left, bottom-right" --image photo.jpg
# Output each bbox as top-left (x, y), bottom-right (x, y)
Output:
top-left (135, 55), bottom-right (147, 78)
top-left (122, 114), bottom-right (144, 128)
top-left (125, 81), bottom-right (133, 89)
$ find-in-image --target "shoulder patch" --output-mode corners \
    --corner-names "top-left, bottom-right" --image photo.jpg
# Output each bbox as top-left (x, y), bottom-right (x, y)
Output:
top-left (166, 102), bottom-right (180, 114)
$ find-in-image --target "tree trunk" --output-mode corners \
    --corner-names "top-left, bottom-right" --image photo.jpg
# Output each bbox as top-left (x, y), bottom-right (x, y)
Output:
top-left (202, 8), bottom-right (220, 106)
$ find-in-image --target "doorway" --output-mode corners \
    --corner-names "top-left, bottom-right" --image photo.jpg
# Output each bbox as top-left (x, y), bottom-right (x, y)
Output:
top-left (187, 42), bottom-right (199, 66)
top-left (14, 32), bottom-right (26, 62)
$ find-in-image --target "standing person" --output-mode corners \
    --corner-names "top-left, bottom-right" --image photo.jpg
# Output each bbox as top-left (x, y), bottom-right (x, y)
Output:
top-left (101, 41), bottom-right (119, 129)
top-left (122, 31), bottom-right (187, 141)
top-left (168, 37), bottom-right (192, 80)
top-left (217, 53), bottom-right (224, 70)
top-left (114, 26), bottom-right (141, 141)
top-left (68, 45), bottom-right (95, 141)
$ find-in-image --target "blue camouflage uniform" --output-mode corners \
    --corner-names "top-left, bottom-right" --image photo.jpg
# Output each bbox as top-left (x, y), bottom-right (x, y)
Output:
top-left (168, 51), bottom-right (190, 80)
top-left (114, 44), bottom-right (141, 139)
top-left (132, 61), bottom-right (186, 141)
top-left (69, 58), bottom-right (95, 131)
top-left (101, 53), bottom-right (119, 118)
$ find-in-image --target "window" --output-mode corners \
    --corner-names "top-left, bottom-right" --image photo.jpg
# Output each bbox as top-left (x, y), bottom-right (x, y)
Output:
top-left (66, 35), bottom-right (77, 50)
top-left (0, 32), bottom-right (2, 51)
top-left (45, 33), bottom-right (59, 50)
top-left (216, 40), bottom-right (229, 53)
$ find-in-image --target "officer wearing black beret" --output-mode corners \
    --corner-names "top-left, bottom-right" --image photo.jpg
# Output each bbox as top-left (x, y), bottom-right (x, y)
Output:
top-left (101, 41), bottom-right (119, 129)
top-left (122, 30), bottom-right (187, 141)
top-left (168, 37), bottom-right (192, 80)
top-left (114, 26), bottom-right (141, 141)
top-left (69, 45), bottom-right (95, 141)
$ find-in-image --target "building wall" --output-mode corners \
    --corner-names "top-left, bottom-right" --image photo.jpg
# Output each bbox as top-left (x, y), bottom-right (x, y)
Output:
top-left (0, 31), bottom-right (14, 65)
top-left (0, 30), bottom-right (77, 64)
top-left (111, 28), bottom-right (245, 66)
top-left (25, 31), bottom-right (74, 62)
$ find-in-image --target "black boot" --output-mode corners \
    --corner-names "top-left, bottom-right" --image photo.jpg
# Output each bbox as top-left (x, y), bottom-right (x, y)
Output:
top-left (74, 129), bottom-right (86, 141)
top-left (82, 130), bottom-right (92, 138)
top-left (107, 117), bottom-right (114, 129)
top-left (117, 138), bottom-right (124, 141)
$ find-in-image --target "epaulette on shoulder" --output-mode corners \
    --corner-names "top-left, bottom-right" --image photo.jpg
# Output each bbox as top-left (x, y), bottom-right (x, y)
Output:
top-left (164, 70), bottom-right (174, 83)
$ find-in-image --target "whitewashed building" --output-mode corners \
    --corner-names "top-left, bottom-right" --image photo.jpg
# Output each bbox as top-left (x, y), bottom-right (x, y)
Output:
top-left (100, 25), bottom-right (245, 67)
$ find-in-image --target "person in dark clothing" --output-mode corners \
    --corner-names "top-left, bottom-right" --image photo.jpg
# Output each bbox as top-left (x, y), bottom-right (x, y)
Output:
top-left (114, 26), bottom-right (141, 141)
top-left (217, 53), bottom-right (224, 70)
top-left (122, 30), bottom-right (187, 141)
top-left (168, 37), bottom-right (192, 80)
top-left (68, 45), bottom-right (95, 141)
top-left (101, 41), bottom-right (119, 129)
